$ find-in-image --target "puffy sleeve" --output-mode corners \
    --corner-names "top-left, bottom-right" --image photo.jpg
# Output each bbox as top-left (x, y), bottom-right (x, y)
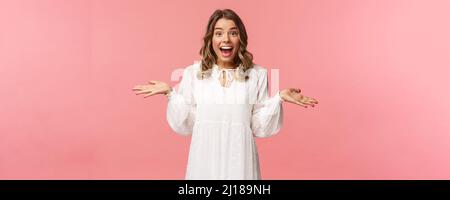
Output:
top-left (166, 65), bottom-right (196, 136)
top-left (251, 68), bottom-right (284, 138)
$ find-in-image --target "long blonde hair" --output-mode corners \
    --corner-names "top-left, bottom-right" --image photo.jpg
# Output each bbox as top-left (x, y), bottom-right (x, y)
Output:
top-left (197, 9), bottom-right (253, 81)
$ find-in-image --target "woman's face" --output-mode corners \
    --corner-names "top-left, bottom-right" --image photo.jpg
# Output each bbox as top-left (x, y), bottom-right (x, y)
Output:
top-left (212, 18), bottom-right (240, 68)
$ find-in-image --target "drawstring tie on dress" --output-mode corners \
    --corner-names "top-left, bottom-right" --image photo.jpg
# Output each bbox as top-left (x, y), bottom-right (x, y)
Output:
top-left (219, 68), bottom-right (237, 88)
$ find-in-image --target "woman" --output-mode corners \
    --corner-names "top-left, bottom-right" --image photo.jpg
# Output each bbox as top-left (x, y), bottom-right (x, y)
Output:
top-left (133, 9), bottom-right (318, 180)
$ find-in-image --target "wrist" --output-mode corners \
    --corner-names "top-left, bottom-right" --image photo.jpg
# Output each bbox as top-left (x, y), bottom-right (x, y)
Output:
top-left (164, 87), bottom-right (173, 96)
top-left (278, 91), bottom-right (286, 102)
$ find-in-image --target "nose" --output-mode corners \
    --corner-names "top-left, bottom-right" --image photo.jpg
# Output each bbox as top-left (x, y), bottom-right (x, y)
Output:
top-left (222, 33), bottom-right (230, 43)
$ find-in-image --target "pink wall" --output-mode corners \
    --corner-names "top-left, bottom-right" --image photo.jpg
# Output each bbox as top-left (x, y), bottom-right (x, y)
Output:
top-left (1, 0), bottom-right (449, 179)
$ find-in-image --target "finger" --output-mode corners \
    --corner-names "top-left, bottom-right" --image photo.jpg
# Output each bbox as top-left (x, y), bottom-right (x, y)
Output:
top-left (309, 98), bottom-right (318, 104)
top-left (305, 96), bottom-right (317, 102)
top-left (302, 96), bottom-right (317, 104)
top-left (135, 90), bottom-right (151, 95)
top-left (297, 101), bottom-right (309, 107)
top-left (296, 102), bottom-right (308, 108)
top-left (144, 92), bottom-right (157, 98)
top-left (297, 88), bottom-right (301, 93)
top-left (291, 88), bottom-right (301, 93)
top-left (293, 100), bottom-right (308, 108)
top-left (148, 80), bottom-right (157, 84)
top-left (308, 96), bottom-right (318, 103)
top-left (303, 97), bottom-right (316, 105)
top-left (132, 86), bottom-right (143, 90)
top-left (301, 101), bottom-right (315, 106)
top-left (303, 101), bottom-right (314, 107)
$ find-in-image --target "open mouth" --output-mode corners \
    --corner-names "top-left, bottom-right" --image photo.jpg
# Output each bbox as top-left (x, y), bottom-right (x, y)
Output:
top-left (219, 46), bottom-right (233, 57)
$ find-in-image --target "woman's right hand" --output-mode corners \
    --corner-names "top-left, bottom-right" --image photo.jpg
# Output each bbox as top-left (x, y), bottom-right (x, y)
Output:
top-left (132, 80), bottom-right (172, 98)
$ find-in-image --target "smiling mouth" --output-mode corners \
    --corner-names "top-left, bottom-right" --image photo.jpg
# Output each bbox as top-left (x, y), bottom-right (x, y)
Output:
top-left (220, 46), bottom-right (233, 57)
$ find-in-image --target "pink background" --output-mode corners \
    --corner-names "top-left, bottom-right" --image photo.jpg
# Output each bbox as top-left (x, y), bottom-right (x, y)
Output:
top-left (1, 0), bottom-right (449, 180)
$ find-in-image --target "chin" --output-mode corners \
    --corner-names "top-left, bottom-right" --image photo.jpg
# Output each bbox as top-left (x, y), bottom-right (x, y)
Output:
top-left (220, 58), bottom-right (234, 62)
top-left (219, 56), bottom-right (236, 63)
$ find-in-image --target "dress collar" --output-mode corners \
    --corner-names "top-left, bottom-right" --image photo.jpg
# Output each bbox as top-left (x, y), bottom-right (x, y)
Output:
top-left (212, 64), bottom-right (237, 77)
top-left (213, 64), bottom-right (238, 71)
top-left (212, 64), bottom-right (243, 86)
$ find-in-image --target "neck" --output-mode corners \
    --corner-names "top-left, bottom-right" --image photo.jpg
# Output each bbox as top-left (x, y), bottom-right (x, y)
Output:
top-left (216, 61), bottom-right (236, 69)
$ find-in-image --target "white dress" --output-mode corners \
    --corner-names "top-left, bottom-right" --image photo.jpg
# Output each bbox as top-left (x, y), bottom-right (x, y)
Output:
top-left (166, 61), bottom-right (283, 180)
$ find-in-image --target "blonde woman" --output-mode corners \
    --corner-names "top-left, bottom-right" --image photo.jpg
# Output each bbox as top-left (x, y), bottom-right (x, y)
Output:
top-left (132, 9), bottom-right (318, 180)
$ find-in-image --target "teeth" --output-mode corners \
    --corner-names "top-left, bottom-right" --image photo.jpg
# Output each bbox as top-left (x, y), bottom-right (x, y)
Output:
top-left (220, 46), bottom-right (232, 50)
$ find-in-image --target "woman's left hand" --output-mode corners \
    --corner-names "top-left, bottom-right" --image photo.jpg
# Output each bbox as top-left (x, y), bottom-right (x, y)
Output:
top-left (280, 88), bottom-right (318, 108)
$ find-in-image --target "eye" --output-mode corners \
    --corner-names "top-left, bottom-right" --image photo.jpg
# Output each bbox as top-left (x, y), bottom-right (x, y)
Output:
top-left (215, 31), bottom-right (223, 37)
top-left (230, 31), bottom-right (239, 36)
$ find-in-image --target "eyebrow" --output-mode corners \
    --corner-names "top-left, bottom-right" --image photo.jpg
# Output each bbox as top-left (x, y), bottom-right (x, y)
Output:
top-left (214, 27), bottom-right (238, 30)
